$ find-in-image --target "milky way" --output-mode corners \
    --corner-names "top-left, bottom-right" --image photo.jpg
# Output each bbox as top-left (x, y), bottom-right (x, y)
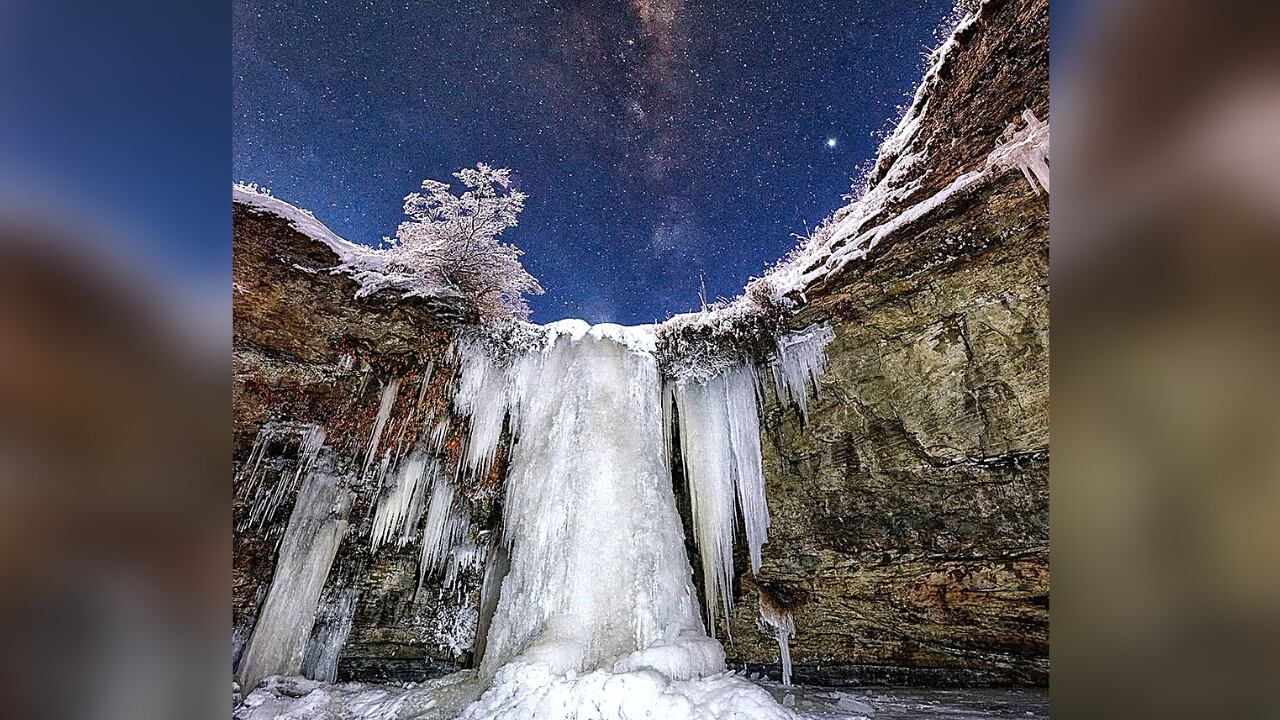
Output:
top-left (234, 0), bottom-right (955, 323)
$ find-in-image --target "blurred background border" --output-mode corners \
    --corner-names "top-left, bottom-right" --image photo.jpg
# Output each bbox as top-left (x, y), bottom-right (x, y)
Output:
top-left (3, 0), bottom-right (1280, 718)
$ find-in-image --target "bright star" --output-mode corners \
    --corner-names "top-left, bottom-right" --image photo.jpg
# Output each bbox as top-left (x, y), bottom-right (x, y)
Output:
top-left (825, 137), bottom-right (838, 149)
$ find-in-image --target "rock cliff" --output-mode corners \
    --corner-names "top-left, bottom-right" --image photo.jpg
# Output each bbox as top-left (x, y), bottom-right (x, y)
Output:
top-left (720, 0), bottom-right (1048, 685)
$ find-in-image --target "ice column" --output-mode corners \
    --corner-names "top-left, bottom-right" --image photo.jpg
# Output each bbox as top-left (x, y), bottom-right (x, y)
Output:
top-left (235, 468), bottom-right (353, 692)
top-left (456, 323), bottom-right (718, 679)
top-left (301, 587), bottom-right (361, 682)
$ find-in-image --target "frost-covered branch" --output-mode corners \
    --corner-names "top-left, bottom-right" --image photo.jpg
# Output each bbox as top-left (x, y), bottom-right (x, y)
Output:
top-left (386, 164), bottom-right (544, 322)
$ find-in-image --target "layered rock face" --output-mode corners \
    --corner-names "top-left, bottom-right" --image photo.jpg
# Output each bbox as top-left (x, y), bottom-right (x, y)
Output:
top-left (233, 207), bottom-right (501, 682)
top-left (232, 0), bottom-right (1047, 689)
top-left (720, 0), bottom-right (1048, 686)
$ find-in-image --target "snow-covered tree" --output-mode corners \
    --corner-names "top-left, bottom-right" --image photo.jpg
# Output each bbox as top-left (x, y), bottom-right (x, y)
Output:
top-left (385, 164), bottom-right (543, 321)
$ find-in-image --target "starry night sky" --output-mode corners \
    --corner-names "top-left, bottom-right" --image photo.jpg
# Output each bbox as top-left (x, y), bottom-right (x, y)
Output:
top-left (234, 0), bottom-right (955, 324)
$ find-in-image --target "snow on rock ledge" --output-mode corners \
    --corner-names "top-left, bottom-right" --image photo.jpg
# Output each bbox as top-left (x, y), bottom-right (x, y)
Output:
top-left (233, 182), bottom-right (463, 303)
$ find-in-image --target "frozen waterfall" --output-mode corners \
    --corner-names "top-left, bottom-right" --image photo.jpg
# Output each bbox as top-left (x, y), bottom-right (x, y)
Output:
top-left (235, 320), bottom-right (833, 720)
top-left (442, 320), bottom-right (831, 720)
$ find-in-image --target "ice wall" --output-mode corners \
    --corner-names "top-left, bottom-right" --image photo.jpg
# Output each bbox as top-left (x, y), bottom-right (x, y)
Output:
top-left (235, 466), bottom-right (354, 693)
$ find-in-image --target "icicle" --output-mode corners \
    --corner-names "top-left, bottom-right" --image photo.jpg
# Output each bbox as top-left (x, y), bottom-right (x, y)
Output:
top-left (369, 451), bottom-right (435, 549)
top-left (417, 474), bottom-right (470, 594)
top-left (235, 424), bottom-right (275, 491)
top-left (676, 376), bottom-right (739, 633)
top-left (759, 599), bottom-right (795, 687)
top-left (770, 323), bottom-right (836, 422)
top-left (238, 422), bottom-right (326, 532)
top-left (443, 541), bottom-right (487, 595)
top-left (724, 364), bottom-right (769, 574)
top-left (362, 378), bottom-right (401, 480)
top-left (451, 341), bottom-right (512, 481)
top-left (987, 109), bottom-right (1050, 195)
top-left (661, 380), bottom-right (676, 470)
top-left (661, 324), bottom-right (832, 632)
top-left (301, 587), bottom-right (360, 682)
top-left (429, 416), bottom-right (451, 454)
top-left (673, 361), bottom-right (770, 634)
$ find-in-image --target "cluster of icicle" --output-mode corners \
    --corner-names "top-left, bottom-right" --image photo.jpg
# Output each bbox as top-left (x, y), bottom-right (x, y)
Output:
top-left (663, 322), bottom-right (835, 635)
top-left (236, 421), bottom-right (327, 536)
top-left (237, 318), bottom-right (834, 719)
top-left (363, 367), bottom-right (479, 598)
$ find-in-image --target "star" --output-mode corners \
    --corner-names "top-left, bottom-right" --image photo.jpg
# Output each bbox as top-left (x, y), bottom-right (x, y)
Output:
top-left (233, 0), bottom-right (957, 324)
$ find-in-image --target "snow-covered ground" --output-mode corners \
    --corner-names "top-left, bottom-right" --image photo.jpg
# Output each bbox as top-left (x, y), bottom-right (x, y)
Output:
top-left (235, 675), bottom-right (1048, 720)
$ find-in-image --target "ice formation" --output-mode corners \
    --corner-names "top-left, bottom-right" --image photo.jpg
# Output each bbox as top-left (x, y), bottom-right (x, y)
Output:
top-left (302, 588), bottom-right (361, 683)
top-left (988, 109), bottom-right (1051, 195)
top-left (443, 320), bottom-right (795, 719)
top-left (417, 473), bottom-right (472, 595)
top-left (369, 451), bottom-right (434, 550)
top-left (665, 323), bottom-right (834, 634)
top-left (670, 363), bottom-right (769, 632)
top-left (759, 600), bottom-right (796, 687)
top-left (363, 377), bottom-right (401, 481)
top-left (770, 324), bottom-right (836, 423)
top-left (237, 422), bottom-right (327, 533)
top-left (236, 467), bottom-right (354, 694)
